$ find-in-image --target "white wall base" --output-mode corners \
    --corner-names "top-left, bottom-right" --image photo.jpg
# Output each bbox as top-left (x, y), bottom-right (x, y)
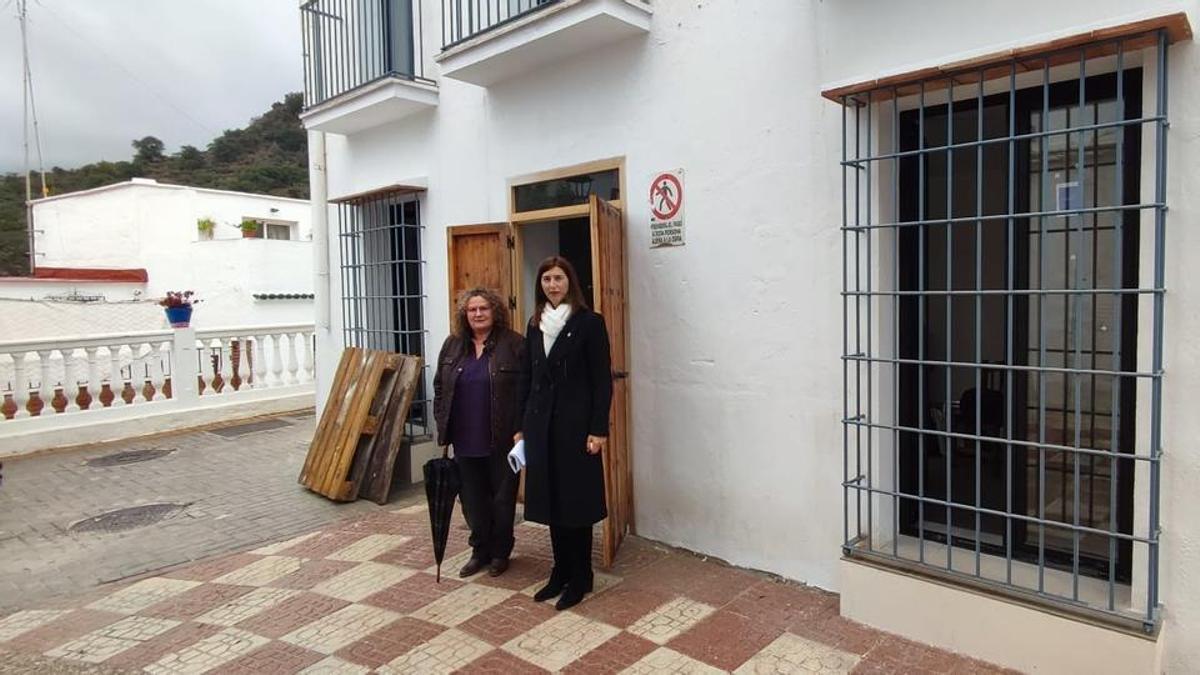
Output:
top-left (840, 558), bottom-right (1163, 674)
top-left (0, 387), bottom-right (315, 458)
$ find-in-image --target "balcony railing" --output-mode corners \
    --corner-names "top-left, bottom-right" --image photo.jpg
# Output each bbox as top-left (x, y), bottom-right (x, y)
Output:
top-left (441, 0), bottom-right (560, 49)
top-left (302, 0), bottom-right (431, 109)
top-left (1, 324), bottom-right (317, 455)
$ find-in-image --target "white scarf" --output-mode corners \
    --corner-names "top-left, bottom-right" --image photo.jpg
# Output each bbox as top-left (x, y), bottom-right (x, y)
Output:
top-left (540, 303), bottom-right (571, 355)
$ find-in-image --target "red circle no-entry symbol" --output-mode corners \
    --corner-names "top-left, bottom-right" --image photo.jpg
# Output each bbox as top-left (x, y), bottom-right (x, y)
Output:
top-left (650, 173), bottom-right (683, 220)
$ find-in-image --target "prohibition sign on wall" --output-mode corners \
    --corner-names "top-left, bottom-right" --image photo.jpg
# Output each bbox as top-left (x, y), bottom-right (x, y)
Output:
top-left (650, 172), bottom-right (683, 221)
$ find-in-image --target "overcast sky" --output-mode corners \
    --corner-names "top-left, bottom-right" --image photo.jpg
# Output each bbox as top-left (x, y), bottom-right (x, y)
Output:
top-left (0, 0), bottom-right (304, 172)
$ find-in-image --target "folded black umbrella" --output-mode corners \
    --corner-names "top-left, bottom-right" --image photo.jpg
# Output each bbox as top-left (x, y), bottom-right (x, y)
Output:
top-left (423, 454), bottom-right (461, 582)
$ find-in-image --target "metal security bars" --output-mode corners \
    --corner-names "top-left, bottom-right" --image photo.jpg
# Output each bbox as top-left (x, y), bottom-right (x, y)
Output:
top-left (302, 0), bottom-right (431, 109)
top-left (441, 0), bottom-right (560, 49)
top-left (840, 31), bottom-right (1170, 633)
top-left (337, 192), bottom-right (430, 437)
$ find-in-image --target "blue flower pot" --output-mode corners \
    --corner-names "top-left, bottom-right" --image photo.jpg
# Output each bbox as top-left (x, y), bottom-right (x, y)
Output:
top-left (165, 305), bottom-right (193, 328)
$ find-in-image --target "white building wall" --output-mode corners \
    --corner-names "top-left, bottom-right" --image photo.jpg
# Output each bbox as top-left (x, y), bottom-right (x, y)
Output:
top-left (312, 0), bottom-right (1200, 669)
top-left (23, 181), bottom-right (314, 331)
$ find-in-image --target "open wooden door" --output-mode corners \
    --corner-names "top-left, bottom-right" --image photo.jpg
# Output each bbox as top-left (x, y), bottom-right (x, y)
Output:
top-left (446, 224), bottom-right (517, 329)
top-left (590, 194), bottom-right (632, 568)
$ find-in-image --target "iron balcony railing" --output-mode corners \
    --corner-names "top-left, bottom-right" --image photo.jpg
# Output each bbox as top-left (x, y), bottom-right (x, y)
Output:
top-left (302, 0), bottom-right (432, 109)
top-left (441, 0), bottom-right (561, 49)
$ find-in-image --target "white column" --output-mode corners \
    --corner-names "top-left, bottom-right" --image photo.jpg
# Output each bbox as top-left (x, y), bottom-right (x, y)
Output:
top-left (12, 352), bottom-right (29, 418)
top-left (109, 344), bottom-right (128, 407)
top-left (236, 337), bottom-right (251, 390)
top-left (253, 334), bottom-right (268, 389)
top-left (170, 327), bottom-right (199, 405)
top-left (145, 343), bottom-right (163, 401)
top-left (84, 346), bottom-right (101, 410)
top-left (133, 344), bottom-right (150, 404)
top-left (271, 334), bottom-right (284, 387)
top-left (302, 331), bottom-right (315, 383)
top-left (158, 339), bottom-right (173, 398)
top-left (286, 332), bottom-right (300, 385)
top-left (63, 348), bottom-right (81, 412)
top-left (218, 338), bottom-right (233, 393)
top-left (36, 349), bottom-right (53, 415)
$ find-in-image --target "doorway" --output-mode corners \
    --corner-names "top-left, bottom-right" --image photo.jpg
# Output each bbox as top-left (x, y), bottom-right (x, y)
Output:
top-left (444, 158), bottom-right (632, 567)
top-left (517, 217), bottom-right (594, 323)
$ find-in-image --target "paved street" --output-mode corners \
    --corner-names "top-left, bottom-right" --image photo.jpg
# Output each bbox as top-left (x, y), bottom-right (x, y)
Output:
top-left (0, 508), bottom-right (1014, 673)
top-left (0, 413), bottom-right (416, 612)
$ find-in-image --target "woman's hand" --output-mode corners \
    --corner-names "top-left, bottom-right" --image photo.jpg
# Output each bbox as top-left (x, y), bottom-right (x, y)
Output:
top-left (586, 435), bottom-right (607, 455)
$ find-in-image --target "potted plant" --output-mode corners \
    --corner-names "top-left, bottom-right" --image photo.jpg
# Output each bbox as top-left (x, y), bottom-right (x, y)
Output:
top-left (240, 218), bottom-right (262, 238)
top-left (196, 217), bottom-right (216, 240)
top-left (159, 290), bottom-right (199, 327)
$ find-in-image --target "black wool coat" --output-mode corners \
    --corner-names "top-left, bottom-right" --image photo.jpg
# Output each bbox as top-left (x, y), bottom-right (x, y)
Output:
top-left (518, 308), bottom-right (613, 527)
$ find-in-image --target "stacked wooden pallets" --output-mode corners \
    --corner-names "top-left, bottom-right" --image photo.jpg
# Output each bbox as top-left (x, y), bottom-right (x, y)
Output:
top-left (299, 347), bottom-right (423, 504)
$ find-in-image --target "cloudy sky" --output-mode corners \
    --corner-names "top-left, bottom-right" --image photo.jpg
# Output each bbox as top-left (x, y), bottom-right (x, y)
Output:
top-left (0, 0), bottom-right (304, 172)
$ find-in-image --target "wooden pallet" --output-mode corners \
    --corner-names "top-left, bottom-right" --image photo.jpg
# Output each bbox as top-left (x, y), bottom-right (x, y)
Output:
top-left (359, 354), bottom-right (423, 505)
top-left (299, 348), bottom-right (401, 501)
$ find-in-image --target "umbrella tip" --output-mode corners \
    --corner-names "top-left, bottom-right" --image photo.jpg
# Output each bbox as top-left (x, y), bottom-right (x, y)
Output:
top-left (436, 567), bottom-right (441, 583)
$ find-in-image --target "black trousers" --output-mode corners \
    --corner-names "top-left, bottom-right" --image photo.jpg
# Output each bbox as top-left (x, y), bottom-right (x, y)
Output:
top-left (456, 451), bottom-right (519, 561)
top-left (549, 524), bottom-right (594, 587)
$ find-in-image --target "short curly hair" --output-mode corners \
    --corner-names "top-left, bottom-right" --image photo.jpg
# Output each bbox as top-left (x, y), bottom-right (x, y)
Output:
top-left (454, 287), bottom-right (509, 339)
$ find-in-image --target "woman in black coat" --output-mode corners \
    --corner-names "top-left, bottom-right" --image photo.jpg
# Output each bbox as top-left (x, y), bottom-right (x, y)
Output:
top-left (518, 256), bottom-right (612, 611)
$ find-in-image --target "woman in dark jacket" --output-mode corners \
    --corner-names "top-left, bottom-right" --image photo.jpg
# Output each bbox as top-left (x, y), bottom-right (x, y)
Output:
top-left (518, 256), bottom-right (612, 610)
top-left (433, 287), bottom-right (526, 578)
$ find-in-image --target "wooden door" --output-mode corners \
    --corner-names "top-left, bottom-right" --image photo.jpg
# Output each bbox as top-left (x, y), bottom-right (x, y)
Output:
top-left (446, 224), bottom-right (516, 328)
top-left (590, 194), bottom-right (632, 568)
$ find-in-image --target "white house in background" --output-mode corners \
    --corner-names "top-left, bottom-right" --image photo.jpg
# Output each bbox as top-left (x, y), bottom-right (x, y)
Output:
top-left (0, 177), bottom-right (314, 338)
top-left (0, 179), bottom-right (317, 456)
top-left (299, 0), bottom-right (1199, 672)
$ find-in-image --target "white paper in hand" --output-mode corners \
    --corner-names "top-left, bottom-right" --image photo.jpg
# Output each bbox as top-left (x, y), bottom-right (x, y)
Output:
top-left (507, 439), bottom-right (526, 474)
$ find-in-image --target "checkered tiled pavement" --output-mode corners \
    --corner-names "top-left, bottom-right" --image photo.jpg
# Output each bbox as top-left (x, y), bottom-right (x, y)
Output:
top-left (0, 506), bottom-right (1017, 674)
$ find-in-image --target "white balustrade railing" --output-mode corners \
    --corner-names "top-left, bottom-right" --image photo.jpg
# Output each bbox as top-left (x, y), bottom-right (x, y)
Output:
top-left (0, 324), bottom-right (316, 422)
top-left (192, 325), bottom-right (316, 398)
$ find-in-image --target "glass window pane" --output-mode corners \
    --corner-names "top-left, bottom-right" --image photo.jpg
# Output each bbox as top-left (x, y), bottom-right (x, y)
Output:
top-left (513, 169), bottom-right (620, 212)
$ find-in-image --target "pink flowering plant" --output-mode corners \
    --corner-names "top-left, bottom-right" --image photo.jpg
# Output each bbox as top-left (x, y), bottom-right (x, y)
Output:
top-left (158, 290), bottom-right (200, 308)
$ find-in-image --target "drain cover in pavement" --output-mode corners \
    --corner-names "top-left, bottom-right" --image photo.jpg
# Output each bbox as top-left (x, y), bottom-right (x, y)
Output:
top-left (69, 503), bottom-right (186, 534)
top-left (208, 417), bottom-right (292, 438)
top-left (86, 447), bottom-right (175, 467)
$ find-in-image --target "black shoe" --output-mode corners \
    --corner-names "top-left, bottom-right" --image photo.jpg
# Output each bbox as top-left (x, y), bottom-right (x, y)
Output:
top-left (488, 558), bottom-right (509, 577)
top-left (555, 584), bottom-right (587, 611)
top-left (533, 569), bottom-right (567, 602)
top-left (458, 557), bottom-right (486, 578)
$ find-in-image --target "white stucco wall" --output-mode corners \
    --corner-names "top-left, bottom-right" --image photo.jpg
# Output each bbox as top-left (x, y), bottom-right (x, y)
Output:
top-left (23, 180), bottom-right (314, 330)
top-left (310, 0), bottom-right (1200, 669)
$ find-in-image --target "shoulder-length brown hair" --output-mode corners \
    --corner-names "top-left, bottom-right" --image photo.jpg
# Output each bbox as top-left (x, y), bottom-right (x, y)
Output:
top-left (455, 287), bottom-right (509, 340)
top-left (532, 256), bottom-right (588, 325)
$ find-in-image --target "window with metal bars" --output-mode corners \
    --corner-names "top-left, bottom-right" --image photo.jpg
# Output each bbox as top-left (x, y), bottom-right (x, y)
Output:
top-left (337, 192), bottom-right (429, 437)
top-left (840, 30), bottom-right (1169, 633)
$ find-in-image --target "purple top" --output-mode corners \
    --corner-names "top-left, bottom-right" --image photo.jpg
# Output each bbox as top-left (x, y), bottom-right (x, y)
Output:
top-left (448, 350), bottom-right (492, 457)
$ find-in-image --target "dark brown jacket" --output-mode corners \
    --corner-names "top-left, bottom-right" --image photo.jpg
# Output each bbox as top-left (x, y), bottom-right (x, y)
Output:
top-left (433, 328), bottom-right (526, 453)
